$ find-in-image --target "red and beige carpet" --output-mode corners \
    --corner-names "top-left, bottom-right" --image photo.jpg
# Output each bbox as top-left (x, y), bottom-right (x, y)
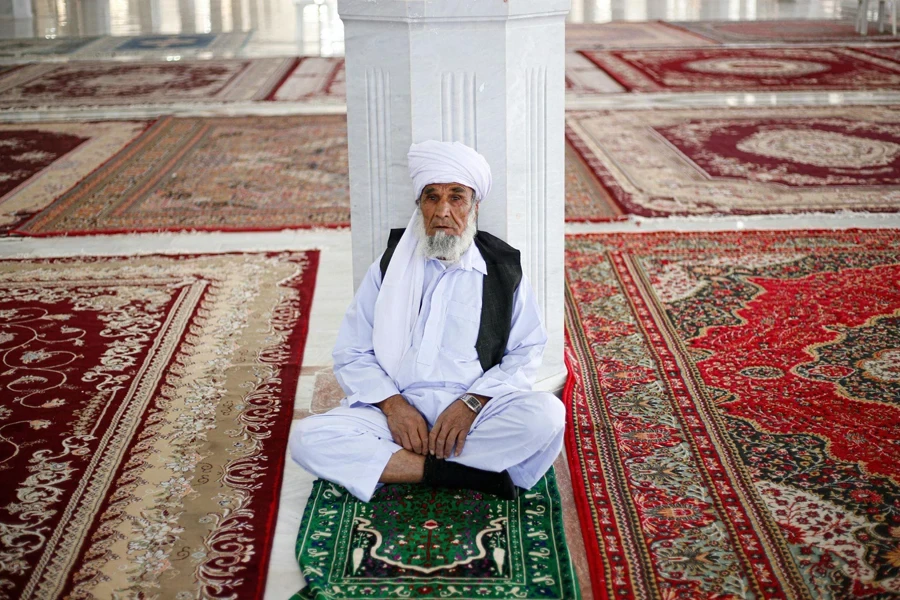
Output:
top-left (0, 33), bottom-right (251, 60)
top-left (565, 21), bottom-right (715, 50)
top-left (566, 105), bottom-right (900, 218)
top-left (0, 121), bottom-right (150, 234)
top-left (15, 115), bottom-right (350, 235)
top-left (0, 37), bottom-right (98, 58)
top-left (7, 115), bottom-right (624, 235)
top-left (564, 229), bottom-right (900, 599)
top-left (0, 58), bottom-right (297, 109)
top-left (669, 19), bottom-right (900, 44)
top-left (575, 46), bottom-right (900, 93)
top-left (269, 57), bottom-right (345, 104)
top-left (0, 251), bottom-right (318, 600)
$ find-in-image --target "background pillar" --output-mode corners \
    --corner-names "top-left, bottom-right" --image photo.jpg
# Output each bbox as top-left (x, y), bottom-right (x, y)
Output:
top-left (339, 0), bottom-right (570, 388)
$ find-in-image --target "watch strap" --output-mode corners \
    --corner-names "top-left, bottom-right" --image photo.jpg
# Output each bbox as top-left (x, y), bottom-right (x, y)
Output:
top-left (459, 393), bottom-right (483, 414)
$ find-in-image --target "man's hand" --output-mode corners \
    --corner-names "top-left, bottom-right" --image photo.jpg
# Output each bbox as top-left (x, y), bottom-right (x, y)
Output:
top-left (429, 397), bottom-right (482, 459)
top-left (377, 394), bottom-right (429, 455)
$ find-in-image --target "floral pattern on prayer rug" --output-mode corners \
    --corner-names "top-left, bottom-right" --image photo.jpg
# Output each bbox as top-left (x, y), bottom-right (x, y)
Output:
top-left (577, 46), bottom-right (900, 93)
top-left (0, 58), bottom-right (297, 108)
top-left (566, 106), bottom-right (900, 217)
top-left (268, 57), bottom-right (346, 103)
top-left (668, 19), bottom-right (900, 44)
top-left (0, 251), bottom-right (318, 600)
top-left (16, 115), bottom-right (350, 235)
top-left (564, 229), bottom-right (900, 600)
top-left (565, 21), bottom-right (715, 50)
top-left (0, 121), bottom-right (149, 234)
top-left (294, 470), bottom-right (580, 599)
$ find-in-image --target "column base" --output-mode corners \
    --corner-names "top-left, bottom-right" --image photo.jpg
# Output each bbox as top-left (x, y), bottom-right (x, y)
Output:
top-left (534, 367), bottom-right (568, 397)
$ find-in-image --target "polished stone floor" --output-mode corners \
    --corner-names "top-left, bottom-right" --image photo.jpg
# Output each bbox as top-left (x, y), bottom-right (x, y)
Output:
top-left (0, 0), bottom-right (874, 56)
top-left (1, 1), bottom-right (898, 598)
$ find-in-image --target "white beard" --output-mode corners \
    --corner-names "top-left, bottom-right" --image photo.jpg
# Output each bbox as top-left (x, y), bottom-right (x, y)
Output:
top-left (414, 207), bottom-right (477, 263)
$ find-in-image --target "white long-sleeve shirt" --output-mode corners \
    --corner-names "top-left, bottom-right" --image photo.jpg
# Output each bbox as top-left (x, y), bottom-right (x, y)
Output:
top-left (332, 239), bottom-right (547, 424)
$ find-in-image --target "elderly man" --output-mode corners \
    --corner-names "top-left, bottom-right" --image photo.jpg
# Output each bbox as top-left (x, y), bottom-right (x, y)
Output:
top-left (290, 140), bottom-right (564, 502)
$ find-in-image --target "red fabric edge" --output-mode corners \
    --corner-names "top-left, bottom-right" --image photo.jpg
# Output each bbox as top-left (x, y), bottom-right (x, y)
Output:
top-left (566, 216), bottom-right (630, 223)
top-left (563, 338), bottom-right (612, 600)
top-left (322, 58), bottom-right (345, 96)
top-left (254, 249), bottom-right (321, 600)
top-left (264, 56), bottom-right (304, 101)
top-left (654, 19), bottom-right (724, 45)
top-left (576, 49), bottom-right (638, 92)
top-left (565, 129), bottom-right (637, 218)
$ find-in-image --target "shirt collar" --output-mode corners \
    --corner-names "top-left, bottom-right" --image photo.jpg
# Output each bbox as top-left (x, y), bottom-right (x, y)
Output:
top-left (428, 238), bottom-right (487, 275)
top-left (458, 239), bottom-right (487, 275)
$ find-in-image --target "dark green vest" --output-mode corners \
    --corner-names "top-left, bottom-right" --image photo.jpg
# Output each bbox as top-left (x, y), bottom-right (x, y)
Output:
top-left (380, 229), bottom-right (522, 373)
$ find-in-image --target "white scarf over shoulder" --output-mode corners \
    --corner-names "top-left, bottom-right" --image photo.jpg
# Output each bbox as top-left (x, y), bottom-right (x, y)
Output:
top-left (373, 141), bottom-right (492, 380)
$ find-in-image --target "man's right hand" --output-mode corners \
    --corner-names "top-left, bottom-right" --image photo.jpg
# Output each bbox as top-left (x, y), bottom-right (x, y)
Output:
top-left (377, 394), bottom-right (429, 455)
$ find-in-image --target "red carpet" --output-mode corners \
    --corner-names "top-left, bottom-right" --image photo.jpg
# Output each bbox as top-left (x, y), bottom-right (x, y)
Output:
top-left (565, 21), bottom-right (716, 50)
top-left (669, 19), bottom-right (900, 44)
top-left (579, 46), bottom-right (900, 93)
top-left (565, 230), bottom-right (900, 599)
top-left (566, 106), bottom-right (900, 218)
top-left (0, 121), bottom-right (148, 234)
top-left (0, 58), bottom-right (297, 108)
top-left (16, 115), bottom-right (350, 235)
top-left (0, 251), bottom-right (318, 600)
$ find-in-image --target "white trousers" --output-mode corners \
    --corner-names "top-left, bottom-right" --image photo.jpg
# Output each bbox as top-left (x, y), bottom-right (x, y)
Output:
top-left (290, 391), bottom-right (565, 502)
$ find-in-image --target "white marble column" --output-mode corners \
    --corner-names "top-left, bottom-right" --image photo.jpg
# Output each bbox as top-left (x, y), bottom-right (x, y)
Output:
top-left (339, 0), bottom-right (570, 388)
top-left (80, 0), bottom-right (111, 35)
top-left (0, 0), bottom-right (31, 19)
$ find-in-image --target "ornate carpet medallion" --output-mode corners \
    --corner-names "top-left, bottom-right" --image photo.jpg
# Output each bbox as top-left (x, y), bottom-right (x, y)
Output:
top-left (0, 121), bottom-right (149, 233)
top-left (295, 470), bottom-right (580, 599)
top-left (577, 46), bottom-right (900, 93)
top-left (566, 106), bottom-right (900, 217)
top-left (0, 251), bottom-right (318, 600)
top-left (564, 230), bottom-right (900, 600)
top-left (669, 19), bottom-right (900, 44)
top-left (0, 58), bottom-right (296, 109)
top-left (17, 115), bottom-right (350, 235)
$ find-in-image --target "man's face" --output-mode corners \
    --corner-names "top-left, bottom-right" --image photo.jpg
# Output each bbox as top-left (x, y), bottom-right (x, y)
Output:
top-left (418, 183), bottom-right (477, 237)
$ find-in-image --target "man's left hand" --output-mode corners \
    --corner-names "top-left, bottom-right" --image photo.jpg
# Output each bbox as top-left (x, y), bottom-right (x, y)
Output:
top-left (429, 396), bottom-right (484, 459)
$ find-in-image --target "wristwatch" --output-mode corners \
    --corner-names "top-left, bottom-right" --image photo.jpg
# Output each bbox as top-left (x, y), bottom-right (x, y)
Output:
top-left (459, 393), bottom-right (483, 414)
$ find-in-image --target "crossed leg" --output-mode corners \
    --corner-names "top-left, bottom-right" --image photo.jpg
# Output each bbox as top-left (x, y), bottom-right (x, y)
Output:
top-left (290, 390), bottom-right (565, 502)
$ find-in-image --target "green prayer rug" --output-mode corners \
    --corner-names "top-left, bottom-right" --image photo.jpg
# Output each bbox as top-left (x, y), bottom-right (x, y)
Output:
top-left (293, 468), bottom-right (580, 599)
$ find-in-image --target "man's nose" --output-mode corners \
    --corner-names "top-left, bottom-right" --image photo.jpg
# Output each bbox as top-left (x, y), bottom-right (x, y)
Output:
top-left (434, 198), bottom-right (452, 216)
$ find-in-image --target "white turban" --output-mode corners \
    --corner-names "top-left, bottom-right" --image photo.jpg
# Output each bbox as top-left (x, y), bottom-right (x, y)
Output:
top-left (408, 140), bottom-right (492, 203)
top-left (372, 141), bottom-right (491, 380)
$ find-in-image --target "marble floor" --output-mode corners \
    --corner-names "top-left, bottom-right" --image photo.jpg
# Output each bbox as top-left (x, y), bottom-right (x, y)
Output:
top-left (1, 1), bottom-right (899, 598)
top-left (0, 0), bottom-right (876, 57)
